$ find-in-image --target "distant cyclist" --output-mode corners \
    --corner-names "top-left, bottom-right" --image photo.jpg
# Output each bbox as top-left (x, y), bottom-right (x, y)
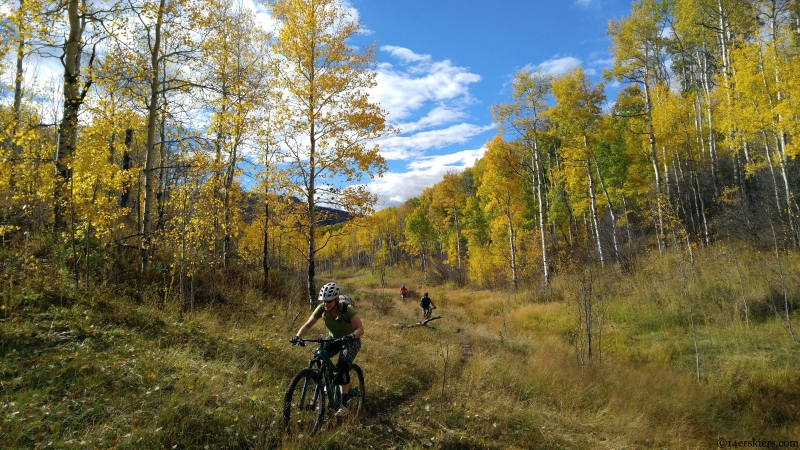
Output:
top-left (400, 283), bottom-right (408, 300)
top-left (419, 291), bottom-right (436, 318)
top-left (291, 282), bottom-right (364, 417)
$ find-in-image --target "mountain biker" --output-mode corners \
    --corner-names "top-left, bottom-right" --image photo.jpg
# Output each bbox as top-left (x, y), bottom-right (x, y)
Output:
top-left (400, 283), bottom-right (408, 300)
top-left (291, 282), bottom-right (364, 417)
top-left (420, 291), bottom-right (436, 318)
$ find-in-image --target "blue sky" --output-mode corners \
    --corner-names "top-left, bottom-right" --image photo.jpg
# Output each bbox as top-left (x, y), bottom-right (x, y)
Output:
top-left (342, 0), bottom-right (634, 209)
top-left (8, 0), bottom-right (635, 210)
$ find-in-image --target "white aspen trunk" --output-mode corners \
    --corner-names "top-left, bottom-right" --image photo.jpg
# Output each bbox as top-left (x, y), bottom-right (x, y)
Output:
top-left (643, 80), bottom-right (665, 254)
top-left (222, 130), bottom-right (241, 269)
top-left (693, 96), bottom-right (704, 161)
top-left (756, 27), bottom-right (799, 245)
top-left (306, 51), bottom-right (319, 307)
top-left (584, 137), bottom-right (604, 267)
top-left (594, 157), bottom-right (620, 265)
top-left (777, 138), bottom-right (798, 246)
top-left (621, 195), bottom-right (633, 250)
top-left (576, 286), bottom-right (585, 366)
top-left (762, 131), bottom-right (783, 214)
top-left (54, 0), bottom-right (87, 228)
top-left (11, 0), bottom-right (24, 146)
top-left (120, 129), bottom-right (133, 208)
top-left (769, 213), bottom-right (795, 340)
top-left (438, 226), bottom-right (444, 262)
top-left (743, 140), bottom-right (750, 164)
top-left (533, 136), bottom-right (549, 287)
top-left (689, 298), bottom-right (701, 382)
top-left (687, 156), bottom-right (702, 237)
top-left (141, 0), bottom-right (166, 272)
top-left (55, 0), bottom-right (82, 177)
top-left (695, 172), bottom-right (710, 246)
top-left (263, 199), bottom-right (270, 293)
top-left (453, 206), bottom-right (462, 268)
top-left (506, 205), bottom-right (517, 290)
top-left (662, 146), bottom-right (670, 199)
top-left (672, 150), bottom-right (689, 230)
top-left (583, 276), bottom-right (593, 362)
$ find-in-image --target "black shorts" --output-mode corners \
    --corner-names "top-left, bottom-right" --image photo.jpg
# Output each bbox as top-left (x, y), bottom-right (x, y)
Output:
top-left (323, 338), bottom-right (361, 367)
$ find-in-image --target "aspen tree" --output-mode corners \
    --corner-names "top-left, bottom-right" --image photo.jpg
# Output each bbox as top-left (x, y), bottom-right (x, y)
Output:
top-left (405, 206), bottom-right (436, 281)
top-left (429, 172), bottom-right (467, 269)
top-left (53, 0), bottom-right (112, 228)
top-left (198, 0), bottom-right (273, 269)
top-left (268, 0), bottom-right (393, 305)
top-left (109, 0), bottom-right (206, 272)
top-left (2, 0), bottom-right (50, 151)
top-left (608, 0), bottom-right (672, 254)
top-left (0, 0), bottom-right (55, 235)
top-left (491, 69), bottom-right (552, 287)
top-left (549, 67), bottom-right (608, 267)
top-left (477, 137), bottom-right (530, 290)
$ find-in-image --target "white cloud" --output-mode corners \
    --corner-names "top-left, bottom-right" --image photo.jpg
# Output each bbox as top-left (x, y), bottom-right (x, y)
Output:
top-left (590, 56), bottom-right (615, 68)
top-left (396, 104), bottom-right (467, 134)
top-left (381, 45), bottom-right (431, 64)
top-left (532, 56), bottom-right (583, 76)
top-left (372, 46), bottom-right (481, 122)
top-left (408, 148), bottom-right (486, 171)
top-left (376, 123), bottom-right (494, 160)
top-left (243, 0), bottom-right (276, 33)
top-left (367, 147), bottom-right (487, 208)
top-left (365, 45), bottom-right (492, 206)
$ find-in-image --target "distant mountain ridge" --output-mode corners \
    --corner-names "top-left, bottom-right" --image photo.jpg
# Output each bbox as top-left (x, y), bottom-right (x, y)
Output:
top-left (243, 195), bottom-right (350, 226)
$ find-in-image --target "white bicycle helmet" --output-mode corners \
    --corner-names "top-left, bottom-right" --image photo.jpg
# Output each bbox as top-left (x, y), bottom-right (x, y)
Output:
top-left (318, 282), bottom-right (340, 302)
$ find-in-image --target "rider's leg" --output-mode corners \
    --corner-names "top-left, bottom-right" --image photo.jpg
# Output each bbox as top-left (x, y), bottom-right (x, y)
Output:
top-left (334, 360), bottom-right (351, 390)
top-left (334, 338), bottom-right (361, 408)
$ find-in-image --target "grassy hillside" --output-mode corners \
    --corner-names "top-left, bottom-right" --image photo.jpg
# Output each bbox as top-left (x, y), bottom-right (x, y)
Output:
top-left (2, 242), bottom-right (799, 449)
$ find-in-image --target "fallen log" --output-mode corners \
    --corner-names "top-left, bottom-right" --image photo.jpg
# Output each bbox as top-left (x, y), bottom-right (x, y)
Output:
top-left (393, 315), bottom-right (443, 329)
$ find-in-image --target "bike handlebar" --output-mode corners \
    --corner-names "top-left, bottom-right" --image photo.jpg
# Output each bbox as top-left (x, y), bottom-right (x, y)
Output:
top-left (290, 336), bottom-right (350, 347)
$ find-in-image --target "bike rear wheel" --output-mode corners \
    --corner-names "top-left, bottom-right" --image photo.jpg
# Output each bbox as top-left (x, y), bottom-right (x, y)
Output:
top-left (283, 369), bottom-right (325, 437)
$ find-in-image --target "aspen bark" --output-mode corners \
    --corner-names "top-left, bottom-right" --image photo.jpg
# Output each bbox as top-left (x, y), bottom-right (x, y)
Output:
top-left (141, 0), bottom-right (166, 272)
top-left (594, 157), bottom-right (620, 265)
top-left (54, 0), bottom-right (84, 228)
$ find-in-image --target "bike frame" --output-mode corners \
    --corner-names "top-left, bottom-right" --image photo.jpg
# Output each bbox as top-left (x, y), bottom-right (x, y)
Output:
top-left (299, 341), bottom-right (340, 410)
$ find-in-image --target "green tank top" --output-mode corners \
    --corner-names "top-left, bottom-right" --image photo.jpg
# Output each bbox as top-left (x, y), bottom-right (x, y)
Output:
top-left (312, 303), bottom-right (356, 338)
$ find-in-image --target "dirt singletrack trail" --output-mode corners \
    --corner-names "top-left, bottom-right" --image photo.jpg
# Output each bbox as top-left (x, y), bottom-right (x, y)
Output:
top-left (456, 328), bottom-right (473, 362)
top-left (353, 327), bottom-right (477, 448)
top-left (347, 315), bottom-right (478, 445)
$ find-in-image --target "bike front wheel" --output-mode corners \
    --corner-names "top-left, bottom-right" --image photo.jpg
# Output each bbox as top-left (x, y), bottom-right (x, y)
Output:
top-left (346, 364), bottom-right (365, 417)
top-left (283, 369), bottom-right (325, 437)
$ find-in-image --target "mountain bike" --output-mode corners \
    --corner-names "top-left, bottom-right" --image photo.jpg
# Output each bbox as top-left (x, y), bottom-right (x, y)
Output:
top-left (423, 305), bottom-right (436, 319)
top-left (283, 337), bottom-right (364, 437)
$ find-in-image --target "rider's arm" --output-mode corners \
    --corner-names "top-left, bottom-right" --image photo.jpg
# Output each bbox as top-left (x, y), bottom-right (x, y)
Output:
top-left (295, 315), bottom-right (318, 338)
top-left (349, 315), bottom-right (364, 339)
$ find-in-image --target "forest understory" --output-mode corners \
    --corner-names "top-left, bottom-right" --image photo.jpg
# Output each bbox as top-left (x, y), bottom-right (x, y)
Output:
top-left (1, 235), bottom-right (798, 450)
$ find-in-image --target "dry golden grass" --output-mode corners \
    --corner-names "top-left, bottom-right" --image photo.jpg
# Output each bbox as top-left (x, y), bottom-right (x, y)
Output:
top-left (2, 240), bottom-right (799, 449)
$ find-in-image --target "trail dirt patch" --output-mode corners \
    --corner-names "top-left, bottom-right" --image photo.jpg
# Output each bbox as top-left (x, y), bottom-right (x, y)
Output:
top-left (456, 329), bottom-right (473, 361)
